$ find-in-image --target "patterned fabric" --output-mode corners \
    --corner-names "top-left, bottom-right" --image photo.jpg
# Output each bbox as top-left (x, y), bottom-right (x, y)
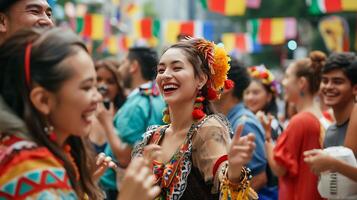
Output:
top-left (132, 114), bottom-right (233, 200)
top-left (0, 135), bottom-right (77, 200)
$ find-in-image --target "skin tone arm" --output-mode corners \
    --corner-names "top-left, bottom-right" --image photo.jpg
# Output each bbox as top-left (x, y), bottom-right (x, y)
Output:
top-left (259, 114), bottom-right (287, 177)
top-left (96, 103), bottom-right (132, 167)
top-left (304, 149), bottom-right (357, 182)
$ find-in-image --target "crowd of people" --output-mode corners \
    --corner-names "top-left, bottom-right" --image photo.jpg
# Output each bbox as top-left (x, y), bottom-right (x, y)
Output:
top-left (1, 0), bottom-right (357, 200)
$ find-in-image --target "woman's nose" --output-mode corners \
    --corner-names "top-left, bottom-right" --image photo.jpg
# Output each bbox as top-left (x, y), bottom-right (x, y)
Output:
top-left (162, 72), bottom-right (172, 80)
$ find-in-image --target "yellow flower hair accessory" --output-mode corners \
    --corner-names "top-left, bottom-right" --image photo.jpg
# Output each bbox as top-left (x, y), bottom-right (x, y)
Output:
top-left (189, 38), bottom-right (232, 100)
top-left (248, 65), bottom-right (281, 95)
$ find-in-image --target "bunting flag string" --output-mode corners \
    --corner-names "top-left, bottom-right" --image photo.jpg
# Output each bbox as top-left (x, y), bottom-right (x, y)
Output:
top-left (222, 33), bottom-right (262, 53)
top-left (200, 0), bottom-right (254, 15)
top-left (248, 17), bottom-right (297, 45)
top-left (307, 0), bottom-right (357, 14)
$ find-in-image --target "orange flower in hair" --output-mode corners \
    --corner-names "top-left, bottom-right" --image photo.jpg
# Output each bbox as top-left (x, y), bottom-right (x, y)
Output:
top-left (189, 38), bottom-right (231, 101)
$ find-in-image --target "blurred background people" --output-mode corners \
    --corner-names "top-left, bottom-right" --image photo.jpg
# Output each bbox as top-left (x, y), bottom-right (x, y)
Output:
top-left (100, 47), bottom-right (165, 200)
top-left (89, 58), bottom-right (126, 154)
top-left (244, 65), bottom-right (283, 139)
top-left (320, 53), bottom-right (357, 148)
top-left (264, 51), bottom-right (327, 200)
top-left (0, 0), bottom-right (54, 135)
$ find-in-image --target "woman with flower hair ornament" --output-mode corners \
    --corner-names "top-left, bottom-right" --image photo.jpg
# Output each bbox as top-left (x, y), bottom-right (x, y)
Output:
top-left (132, 38), bottom-right (258, 200)
top-left (244, 65), bottom-right (283, 139)
top-left (244, 65), bottom-right (283, 200)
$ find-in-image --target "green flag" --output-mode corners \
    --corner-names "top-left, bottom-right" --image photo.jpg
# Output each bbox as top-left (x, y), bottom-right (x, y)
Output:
top-left (200, 0), bottom-right (208, 10)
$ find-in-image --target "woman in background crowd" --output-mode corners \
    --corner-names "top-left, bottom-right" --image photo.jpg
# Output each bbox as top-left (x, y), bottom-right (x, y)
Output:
top-left (263, 51), bottom-right (327, 200)
top-left (89, 58), bottom-right (126, 154)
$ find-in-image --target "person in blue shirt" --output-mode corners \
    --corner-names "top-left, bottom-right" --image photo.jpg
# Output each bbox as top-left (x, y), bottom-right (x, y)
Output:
top-left (214, 59), bottom-right (277, 200)
top-left (100, 47), bottom-right (166, 200)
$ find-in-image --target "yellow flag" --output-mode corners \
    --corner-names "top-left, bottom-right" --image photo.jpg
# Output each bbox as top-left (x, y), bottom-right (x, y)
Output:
top-left (91, 14), bottom-right (105, 40)
top-left (271, 18), bottom-right (285, 45)
top-left (108, 36), bottom-right (118, 54)
top-left (111, 0), bottom-right (120, 6)
top-left (221, 33), bottom-right (236, 53)
top-left (165, 20), bottom-right (180, 44)
top-left (134, 20), bottom-right (142, 38)
top-left (342, 0), bottom-right (357, 11)
top-left (225, 0), bottom-right (246, 16)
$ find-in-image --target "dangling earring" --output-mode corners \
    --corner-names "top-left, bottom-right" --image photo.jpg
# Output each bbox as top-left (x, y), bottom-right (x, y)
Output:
top-left (300, 91), bottom-right (305, 97)
top-left (44, 124), bottom-right (56, 142)
top-left (192, 91), bottom-right (206, 121)
top-left (162, 107), bottom-right (170, 124)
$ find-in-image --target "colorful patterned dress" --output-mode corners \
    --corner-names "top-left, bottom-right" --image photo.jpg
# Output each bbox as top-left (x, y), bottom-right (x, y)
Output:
top-left (133, 114), bottom-right (256, 200)
top-left (0, 135), bottom-right (77, 200)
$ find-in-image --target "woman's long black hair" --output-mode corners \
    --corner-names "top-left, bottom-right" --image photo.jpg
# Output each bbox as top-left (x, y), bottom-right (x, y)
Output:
top-left (0, 28), bottom-right (103, 199)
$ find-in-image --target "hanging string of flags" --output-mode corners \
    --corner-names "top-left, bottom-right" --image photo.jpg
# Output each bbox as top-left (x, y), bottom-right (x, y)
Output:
top-left (199, 0), bottom-right (261, 16)
top-left (247, 17), bottom-right (297, 45)
top-left (307, 0), bottom-right (357, 14)
top-left (71, 14), bottom-right (298, 55)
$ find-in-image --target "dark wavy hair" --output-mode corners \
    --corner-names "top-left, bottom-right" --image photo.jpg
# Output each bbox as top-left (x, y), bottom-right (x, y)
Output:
top-left (322, 52), bottom-right (357, 85)
top-left (0, 28), bottom-right (103, 199)
top-left (128, 47), bottom-right (158, 81)
top-left (228, 59), bottom-right (251, 101)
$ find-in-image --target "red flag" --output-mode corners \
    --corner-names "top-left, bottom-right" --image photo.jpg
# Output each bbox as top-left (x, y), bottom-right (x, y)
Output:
top-left (82, 14), bottom-right (92, 38)
top-left (209, 0), bottom-right (225, 14)
top-left (259, 19), bottom-right (272, 44)
top-left (325, 0), bottom-right (342, 13)
top-left (141, 18), bottom-right (152, 39)
top-left (180, 21), bottom-right (194, 37)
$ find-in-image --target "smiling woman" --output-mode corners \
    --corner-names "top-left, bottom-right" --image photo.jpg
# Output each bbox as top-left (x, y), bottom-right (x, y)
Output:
top-left (132, 38), bottom-right (258, 200)
top-left (0, 27), bottom-right (104, 199)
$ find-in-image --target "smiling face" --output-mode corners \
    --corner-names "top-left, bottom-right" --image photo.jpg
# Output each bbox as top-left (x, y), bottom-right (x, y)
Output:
top-left (320, 69), bottom-right (356, 108)
top-left (243, 80), bottom-right (271, 113)
top-left (156, 48), bottom-right (205, 105)
top-left (1, 0), bottom-right (54, 41)
top-left (96, 67), bottom-right (119, 102)
top-left (48, 49), bottom-right (102, 139)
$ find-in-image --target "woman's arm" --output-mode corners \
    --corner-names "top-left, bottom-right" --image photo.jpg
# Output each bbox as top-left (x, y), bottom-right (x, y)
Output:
top-left (265, 141), bottom-right (287, 177)
top-left (97, 103), bottom-right (132, 167)
top-left (304, 149), bottom-right (357, 182)
top-left (344, 104), bottom-right (357, 155)
top-left (259, 114), bottom-right (287, 177)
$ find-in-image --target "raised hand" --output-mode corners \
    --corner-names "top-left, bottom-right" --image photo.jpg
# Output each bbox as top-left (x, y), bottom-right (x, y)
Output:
top-left (257, 111), bottom-right (273, 141)
top-left (228, 124), bottom-right (256, 181)
top-left (93, 152), bottom-right (117, 181)
top-left (96, 102), bottom-right (115, 127)
top-left (118, 157), bottom-right (161, 200)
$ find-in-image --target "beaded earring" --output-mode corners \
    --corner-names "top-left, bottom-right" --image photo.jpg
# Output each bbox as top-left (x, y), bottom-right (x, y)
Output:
top-left (162, 107), bottom-right (170, 124)
top-left (44, 125), bottom-right (57, 142)
top-left (192, 92), bottom-right (206, 121)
